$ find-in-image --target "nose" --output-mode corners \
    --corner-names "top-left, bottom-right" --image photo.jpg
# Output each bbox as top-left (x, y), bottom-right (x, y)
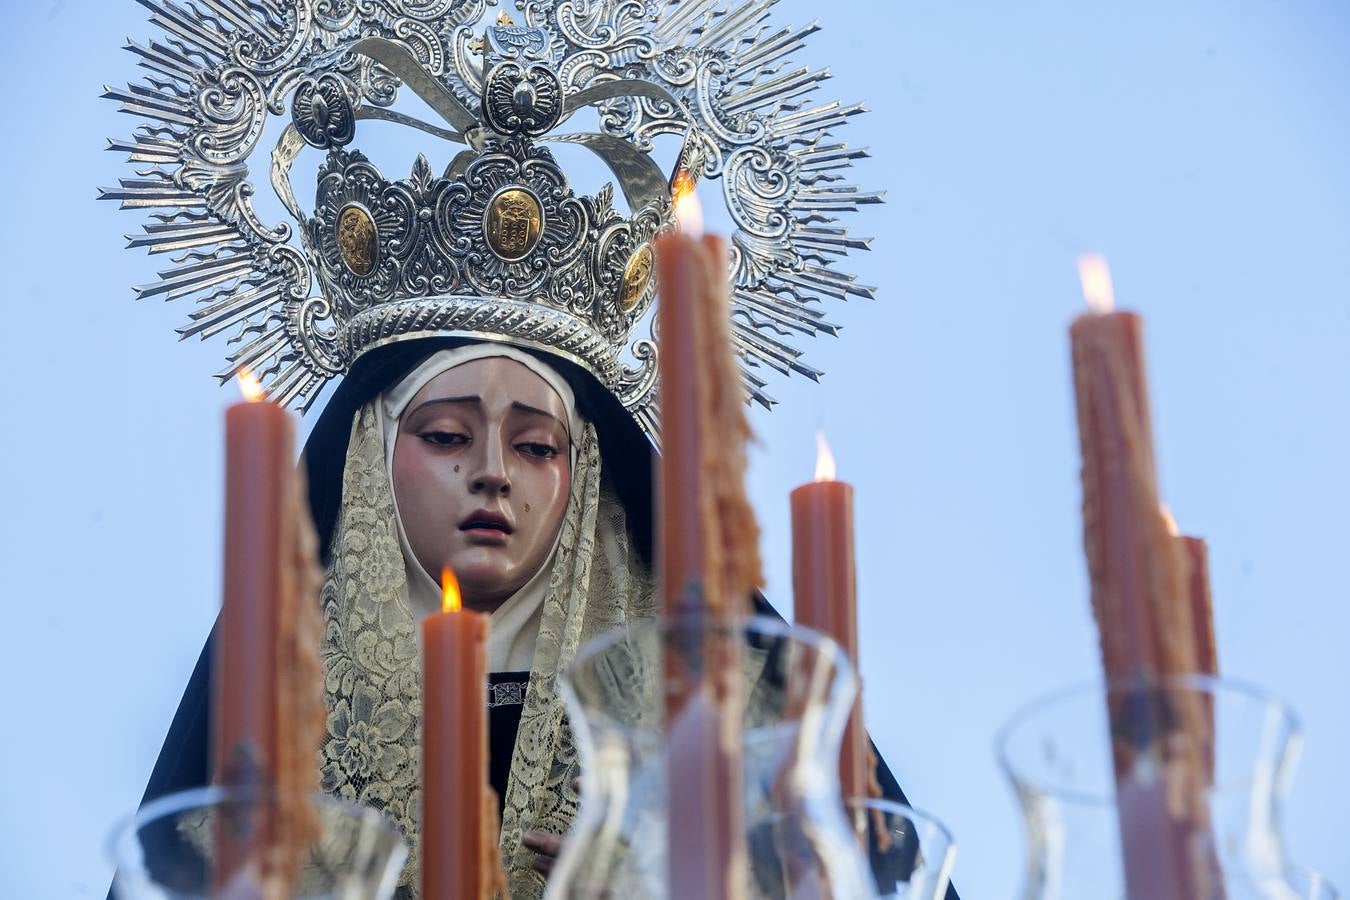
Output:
top-left (469, 430), bottom-right (511, 497)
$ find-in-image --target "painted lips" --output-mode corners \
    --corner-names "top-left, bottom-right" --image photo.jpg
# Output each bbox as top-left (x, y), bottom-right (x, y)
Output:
top-left (459, 509), bottom-right (513, 541)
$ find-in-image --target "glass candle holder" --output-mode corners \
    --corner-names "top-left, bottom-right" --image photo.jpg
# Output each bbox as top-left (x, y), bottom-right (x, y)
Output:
top-left (1288, 869), bottom-right (1342, 900)
top-left (845, 797), bottom-right (956, 900)
top-left (109, 786), bottom-right (407, 899)
top-left (998, 675), bottom-right (1335, 900)
top-left (546, 614), bottom-right (875, 899)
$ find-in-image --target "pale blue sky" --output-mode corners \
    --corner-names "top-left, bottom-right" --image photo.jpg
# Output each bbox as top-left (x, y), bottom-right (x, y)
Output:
top-left (2, 1), bottom-right (1347, 897)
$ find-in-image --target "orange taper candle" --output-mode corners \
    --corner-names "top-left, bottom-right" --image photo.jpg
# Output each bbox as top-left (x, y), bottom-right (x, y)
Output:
top-left (421, 567), bottom-right (492, 899)
top-left (790, 433), bottom-right (868, 802)
top-left (1162, 507), bottom-right (1221, 781)
top-left (213, 369), bottom-right (296, 894)
top-left (655, 233), bottom-right (710, 618)
top-left (1070, 255), bottom-right (1217, 900)
top-left (1181, 536), bottom-right (1218, 677)
top-left (215, 368), bottom-right (291, 790)
top-left (655, 178), bottom-right (750, 900)
top-left (1161, 507), bottom-right (1219, 678)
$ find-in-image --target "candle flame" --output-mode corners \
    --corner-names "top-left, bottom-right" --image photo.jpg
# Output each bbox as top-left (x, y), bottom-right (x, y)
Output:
top-left (672, 170), bottom-right (703, 238)
top-left (236, 367), bottom-right (265, 403)
top-left (1077, 253), bottom-right (1115, 314)
top-left (441, 565), bottom-right (462, 613)
top-left (814, 431), bottom-right (837, 482)
top-left (1160, 503), bottom-right (1180, 537)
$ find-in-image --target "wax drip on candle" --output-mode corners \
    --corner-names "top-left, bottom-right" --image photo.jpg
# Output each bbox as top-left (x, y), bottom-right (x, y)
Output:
top-left (274, 460), bottom-right (326, 885)
top-left (698, 233), bottom-right (763, 612)
top-left (1077, 253), bottom-right (1115, 314)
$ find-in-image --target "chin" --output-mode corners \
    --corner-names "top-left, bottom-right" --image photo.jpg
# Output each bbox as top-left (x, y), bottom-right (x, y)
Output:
top-left (448, 551), bottom-right (522, 605)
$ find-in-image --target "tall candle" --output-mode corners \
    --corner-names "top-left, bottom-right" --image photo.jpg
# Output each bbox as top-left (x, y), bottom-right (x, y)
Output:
top-left (421, 567), bottom-right (495, 900)
top-left (654, 180), bottom-right (752, 900)
top-left (790, 433), bottom-right (868, 801)
top-left (656, 225), bottom-right (712, 619)
top-left (215, 369), bottom-right (327, 893)
top-left (1070, 255), bottom-right (1217, 900)
top-left (215, 370), bottom-right (291, 790)
top-left (656, 179), bottom-right (762, 619)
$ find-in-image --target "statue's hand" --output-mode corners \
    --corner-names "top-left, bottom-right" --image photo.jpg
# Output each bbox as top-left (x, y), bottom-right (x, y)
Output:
top-left (522, 777), bottom-right (581, 879)
top-left (522, 830), bottom-right (563, 878)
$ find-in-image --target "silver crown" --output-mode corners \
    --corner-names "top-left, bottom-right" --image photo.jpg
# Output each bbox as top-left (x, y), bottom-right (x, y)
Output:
top-left (103, 1), bottom-right (880, 440)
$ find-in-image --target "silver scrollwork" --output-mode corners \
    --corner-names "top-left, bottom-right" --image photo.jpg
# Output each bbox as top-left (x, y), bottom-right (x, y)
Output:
top-left (482, 62), bottom-right (565, 136)
top-left (292, 73), bottom-right (357, 148)
top-left (104, 0), bottom-right (877, 436)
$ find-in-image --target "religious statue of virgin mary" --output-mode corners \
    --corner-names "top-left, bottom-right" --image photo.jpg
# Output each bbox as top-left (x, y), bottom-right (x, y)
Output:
top-left (103, 1), bottom-right (943, 897)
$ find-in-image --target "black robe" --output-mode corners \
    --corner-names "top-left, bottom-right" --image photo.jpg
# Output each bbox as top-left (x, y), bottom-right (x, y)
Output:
top-left (126, 338), bottom-right (959, 899)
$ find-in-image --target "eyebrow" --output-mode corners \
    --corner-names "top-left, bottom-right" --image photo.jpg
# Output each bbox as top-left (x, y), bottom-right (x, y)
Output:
top-left (409, 395), bottom-right (479, 417)
top-left (511, 400), bottom-right (568, 434)
top-left (409, 395), bottom-right (568, 436)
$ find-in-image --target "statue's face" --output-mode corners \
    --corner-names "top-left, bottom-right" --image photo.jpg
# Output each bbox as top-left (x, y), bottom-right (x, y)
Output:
top-left (392, 357), bottom-right (573, 612)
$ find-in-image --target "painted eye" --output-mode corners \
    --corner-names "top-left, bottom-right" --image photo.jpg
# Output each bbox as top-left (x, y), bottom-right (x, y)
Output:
top-left (421, 431), bottom-right (468, 446)
top-left (518, 441), bottom-right (558, 459)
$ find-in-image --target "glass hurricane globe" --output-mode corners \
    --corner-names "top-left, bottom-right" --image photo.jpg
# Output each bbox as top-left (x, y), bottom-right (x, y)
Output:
top-left (108, 785), bottom-right (408, 900)
top-left (545, 614), bottom-right (876, 900)
top-left (998, 676), bottom-right (1336, 900)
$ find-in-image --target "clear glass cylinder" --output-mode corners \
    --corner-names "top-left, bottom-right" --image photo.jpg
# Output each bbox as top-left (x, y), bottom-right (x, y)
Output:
top-left (109, 786), bottom-right (408, 899)
top-left (845, 797), bottom-right (956, 900)
top-left (1288, 869), bottom-right (1342, 900)
top-left (998, 676), bottom-right (1336, 900)
top-left (546, 614), bottom-right (875, 900)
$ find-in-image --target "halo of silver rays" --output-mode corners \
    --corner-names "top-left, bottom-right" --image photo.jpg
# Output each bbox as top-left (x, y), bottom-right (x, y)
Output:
top-left (102, 0), bottom-right (879, 435)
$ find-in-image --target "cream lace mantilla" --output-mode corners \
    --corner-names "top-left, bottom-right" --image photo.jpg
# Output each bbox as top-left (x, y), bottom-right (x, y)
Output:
top-left (319, 401), bottom-right (656, 898)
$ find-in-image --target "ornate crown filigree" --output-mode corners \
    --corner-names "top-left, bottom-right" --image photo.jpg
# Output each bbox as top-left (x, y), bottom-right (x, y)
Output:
top-left (304, 135), bottom-right (670, 387)
top-left (103, 0), bottom-right (880, 440)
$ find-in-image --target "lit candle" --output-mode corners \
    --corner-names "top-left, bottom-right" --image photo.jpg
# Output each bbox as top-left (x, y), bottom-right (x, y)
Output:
top-left (790, 433), bottom-right (868, 801)
top-left (1070, 254), bottom-right (1195, 682)
top-left (1161, 506), bottom-right (1218, 677)
top-left (421, 567), bottom-right (494, 900)
top-left (656, 174), bottom-right (752, 900)
top-left (215, 368), bottom-right (291, 790)
top-left (656, 175), bottom-right (712, 619)
top-left (1070, 256), bottom-right (1217, 900)
top-left (1162, 506), bottom-right (1220, 784)
top-left (215, 369), bottom-right (327, 893)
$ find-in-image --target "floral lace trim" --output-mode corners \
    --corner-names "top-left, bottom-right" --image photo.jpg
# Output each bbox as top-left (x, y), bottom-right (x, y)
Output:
top-left (319, 402), bottom-right (423, 890)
